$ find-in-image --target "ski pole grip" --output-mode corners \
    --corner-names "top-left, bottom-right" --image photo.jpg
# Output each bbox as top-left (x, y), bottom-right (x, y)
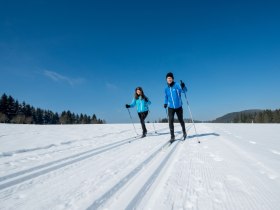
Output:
top-left (180, 80), bottom-right (187, 94)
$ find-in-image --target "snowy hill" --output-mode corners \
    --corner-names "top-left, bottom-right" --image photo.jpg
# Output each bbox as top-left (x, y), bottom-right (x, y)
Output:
top-left (211, 109), bottom-right (262, 123)
top-left (0, 123), bottom-right (279, 210)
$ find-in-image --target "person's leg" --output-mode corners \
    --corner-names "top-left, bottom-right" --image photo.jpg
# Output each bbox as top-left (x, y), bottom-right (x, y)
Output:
top-left (142, 111), bottom-right (148, 134)
top-left (168, 107), bottom-right (175, 138)
top-left (176, 107), bottom-right (186, 135)
top-left (138, 112), bottom-right (147, 135)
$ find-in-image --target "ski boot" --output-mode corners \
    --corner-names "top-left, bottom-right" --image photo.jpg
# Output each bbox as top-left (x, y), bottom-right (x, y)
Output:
top-left (141, 130), bottom-right (147, 138)
top-left (183, 131), bottom-right (187, 140)
top-left (169, 135), bottom-right (175, 144)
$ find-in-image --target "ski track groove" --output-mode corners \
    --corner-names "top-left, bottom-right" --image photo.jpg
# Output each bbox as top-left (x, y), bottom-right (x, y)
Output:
top-left (1, 123), bottom-right (278, 210)
top-left (0, 127), bottom-right (169, 164)
top-left (124, 126), bottom-right (192, 209)
top-left (124, 125), bottom-right (193, 210)
top-left (0, 125), bottom-right (181, 194)
top-left (0, 134), bottom-right (170, 208)
top-left (0, 136), bottom-right (136, 187)
top-left (0, 126), bottom-right (176, 191)
top-left (156, 127), bottom-right (197, 209)
top-left (86, 140), bottom-right (172, 210)
top-left (0, 129), bottom-right (132, 159)
top-left (86, 125), bottom-right (193, 210)
top-left (124, 138), bottom-right (183, 210)
top-left (0, 126), bottom-right (173, 180)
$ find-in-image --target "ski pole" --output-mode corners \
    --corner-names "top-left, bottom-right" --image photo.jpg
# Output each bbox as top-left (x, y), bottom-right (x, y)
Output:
top-left (181, 80), bottom-right (200, 144)
top-left (165, 107), bottom-right (170, 126)
top-left (148, 111), bottom-right (157, 134)
top-left (127, 108), bottom-right (139, 136)
top-left (152, 121), bottom-right (157, 134)
top-left (165, 108), bottom-right (168, 122)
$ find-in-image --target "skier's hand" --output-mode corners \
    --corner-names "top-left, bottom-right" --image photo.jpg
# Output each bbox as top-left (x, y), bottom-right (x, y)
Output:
top-left (180, 80), bottom-right (185, 89)
top-left (125, 104), bottom-right (130, 108)
top-left (164, 104), bottom-right (167, 109)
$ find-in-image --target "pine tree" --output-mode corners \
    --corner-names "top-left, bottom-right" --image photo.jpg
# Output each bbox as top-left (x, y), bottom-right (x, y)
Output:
top-left (0, 112), bottom-right (8, 123)
top-left (59, 111), bottom-right (67, 124)
top-left (276, 109), bottom-right (280, 123)
top-left (0, 93), bottom-right (8, 114)
top-left (255, 112), bottom-right (264, 123)
top-left (79, 113), bottom-right (84, 124)
top-left (35, 108), bottom-right (43, 124)
top-left (91, 114), bottom-right (97, 124)
top-left (53, 112), bottom-right (60, 124)
top-left (6, 95), bottom-right (16, 121)
top-left (263, 110), bottom-right (272, 123)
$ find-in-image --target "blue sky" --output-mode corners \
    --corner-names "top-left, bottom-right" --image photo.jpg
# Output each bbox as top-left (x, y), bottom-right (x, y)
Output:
top-left (1, 0), bottom-right (280, 123)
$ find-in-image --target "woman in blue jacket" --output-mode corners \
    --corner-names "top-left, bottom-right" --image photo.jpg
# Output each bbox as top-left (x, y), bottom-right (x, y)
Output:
top-left (126, 87), bottom-right (151, 137)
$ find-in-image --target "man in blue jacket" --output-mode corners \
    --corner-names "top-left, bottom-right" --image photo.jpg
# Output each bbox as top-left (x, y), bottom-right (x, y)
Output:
top-left (164, 72), bottom-right (187, 142)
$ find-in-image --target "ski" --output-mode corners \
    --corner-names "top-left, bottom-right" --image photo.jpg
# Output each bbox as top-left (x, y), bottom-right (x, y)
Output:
top-left (168, 136), bottom-right (184, 146)
top-left (128, 135), bottom-right (145, 143)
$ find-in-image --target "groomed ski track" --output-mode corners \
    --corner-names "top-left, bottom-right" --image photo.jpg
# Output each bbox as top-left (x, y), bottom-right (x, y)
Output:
top-left (0, 123), bottom-right (279, 210)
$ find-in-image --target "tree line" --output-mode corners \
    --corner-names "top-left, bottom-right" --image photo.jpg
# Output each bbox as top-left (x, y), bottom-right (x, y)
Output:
top-left (232, 109), bottom-right (280, 123)
top-left (0, 93), bottom-right (105, 124)
top-left (158, 110), bottom-right (280, 124)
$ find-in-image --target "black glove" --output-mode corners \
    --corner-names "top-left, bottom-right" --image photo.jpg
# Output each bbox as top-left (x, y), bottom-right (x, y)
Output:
top-left (164, 104), bottom-right (167, 109)
top-left (180, 80), bottom-right (185, 89)
top-left (144, 97), bottom-right (149, 102)
top-left (125, 104), bottom-right (130, 108)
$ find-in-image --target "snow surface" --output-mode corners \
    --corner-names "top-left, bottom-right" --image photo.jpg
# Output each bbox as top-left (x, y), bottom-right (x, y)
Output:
top-left (0, 123), bottom-right (279, 210)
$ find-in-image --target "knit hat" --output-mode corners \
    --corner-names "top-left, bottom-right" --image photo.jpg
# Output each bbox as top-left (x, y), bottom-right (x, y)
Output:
top-left (166, 72), bottom-right (174, 79)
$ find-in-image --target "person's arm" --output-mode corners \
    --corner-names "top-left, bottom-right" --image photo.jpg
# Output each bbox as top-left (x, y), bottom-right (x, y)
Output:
top-left (146, 98), bottom-right (151, 105)
top-left (129, 98), bottom-right (136, 108)
top-left (164, 88), bottom-right (168, 108)
top-left (180, 80), bottom-right (188, 93)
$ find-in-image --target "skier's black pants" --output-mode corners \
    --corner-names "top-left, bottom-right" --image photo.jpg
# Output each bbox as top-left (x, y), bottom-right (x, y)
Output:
top-left (138, 111), bottom-right (148, 134)
top-left (168, 107), bottom-right (186, 137)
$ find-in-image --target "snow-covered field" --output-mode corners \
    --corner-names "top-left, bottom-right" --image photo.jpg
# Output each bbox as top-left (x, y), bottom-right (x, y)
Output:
top-left (0, 123), bottom-right (279, 210)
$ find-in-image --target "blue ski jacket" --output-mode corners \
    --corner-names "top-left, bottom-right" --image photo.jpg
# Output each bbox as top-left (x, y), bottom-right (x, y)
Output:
top-left (129, 96), bottom-right (151, 113)
top-left (164, 82), bottom-right (187, 109)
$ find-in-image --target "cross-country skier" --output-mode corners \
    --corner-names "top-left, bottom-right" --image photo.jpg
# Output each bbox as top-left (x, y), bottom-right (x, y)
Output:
top-left (164, 72), bottom-right (187, 143)
top-left (126, 87), bottom-right (151, 138)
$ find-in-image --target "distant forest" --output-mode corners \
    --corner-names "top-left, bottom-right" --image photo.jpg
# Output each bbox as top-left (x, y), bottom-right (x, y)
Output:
top-left (0, 93), bottom-right (105, 124)
top-left (157, 109), bottom-right (280, 123)
top-left (212, 109), bottom-right (280, 123)
top-left (231, 110), bottom-right (280, 123)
